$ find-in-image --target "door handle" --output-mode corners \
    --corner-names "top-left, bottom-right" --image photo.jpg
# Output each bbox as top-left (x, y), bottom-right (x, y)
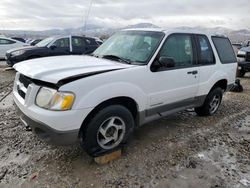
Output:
top-left (187, 70), bottom-right (198, 75)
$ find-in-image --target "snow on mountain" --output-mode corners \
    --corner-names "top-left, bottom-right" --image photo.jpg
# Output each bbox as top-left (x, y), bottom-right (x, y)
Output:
top-left (0, 23), bottom-right (249, 42)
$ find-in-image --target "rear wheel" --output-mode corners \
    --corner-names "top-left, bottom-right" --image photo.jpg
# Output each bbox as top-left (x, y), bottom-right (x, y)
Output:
top-left (195, 87), bottom-right (223, 116)
top-left (80, 105), bottom-right (135, 157)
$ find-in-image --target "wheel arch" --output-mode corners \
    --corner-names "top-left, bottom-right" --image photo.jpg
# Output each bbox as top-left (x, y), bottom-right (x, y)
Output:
top-left (78, 96), bottom-right (139, 138)
top-left (210, 79), bottom-right (228, 92)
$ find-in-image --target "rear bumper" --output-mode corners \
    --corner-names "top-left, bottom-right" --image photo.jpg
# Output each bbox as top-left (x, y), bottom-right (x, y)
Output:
top-left (15, 103), bottom-right (79, 145)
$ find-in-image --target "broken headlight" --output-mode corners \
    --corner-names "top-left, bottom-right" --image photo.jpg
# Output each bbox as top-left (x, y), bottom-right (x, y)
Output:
top-left (35, 87), bottom-right (75, 111)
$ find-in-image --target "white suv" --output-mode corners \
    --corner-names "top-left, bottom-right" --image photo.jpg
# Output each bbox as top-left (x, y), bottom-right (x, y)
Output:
top-left (13, 29), bottom-right (237, 156)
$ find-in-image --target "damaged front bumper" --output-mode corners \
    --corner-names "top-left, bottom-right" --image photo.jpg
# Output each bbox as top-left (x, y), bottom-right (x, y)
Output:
top-left (15, 103), bottom-right (79, 145)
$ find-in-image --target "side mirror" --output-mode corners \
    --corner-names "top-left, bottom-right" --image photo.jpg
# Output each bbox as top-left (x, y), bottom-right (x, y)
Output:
top-left (159, 57), bottom-right (175, 68)
top-left (50, 45), bottom-right (57, 50)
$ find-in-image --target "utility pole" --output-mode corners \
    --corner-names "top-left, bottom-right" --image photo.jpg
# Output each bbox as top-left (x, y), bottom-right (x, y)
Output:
top-left (83, 0), bottom-right (94, 35)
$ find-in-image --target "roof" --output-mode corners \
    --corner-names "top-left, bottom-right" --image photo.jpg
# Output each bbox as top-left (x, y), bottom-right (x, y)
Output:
top-left (124, 28), bottom-right (165, 32)
top-left (46, 35), bottom-right (94, 39)
top-left (0, 36), bottom-right (15, 40)
top-left (123, 28), bottom-right (227, 37)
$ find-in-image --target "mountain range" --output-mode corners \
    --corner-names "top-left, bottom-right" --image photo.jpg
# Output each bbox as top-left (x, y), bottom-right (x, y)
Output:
top-left (0, 23), bottom-right (249, 42)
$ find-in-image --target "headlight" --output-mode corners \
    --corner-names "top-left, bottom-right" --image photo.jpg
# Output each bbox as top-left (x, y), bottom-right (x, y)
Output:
top-left (36, 87), bottom-right (75, 111)
top-left (12, 50), bottom-right (25, 56)
top-left (238, 51), bottom-right (246, 56)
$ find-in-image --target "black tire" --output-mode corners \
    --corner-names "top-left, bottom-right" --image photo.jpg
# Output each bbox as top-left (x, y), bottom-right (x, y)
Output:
top-left (195, 87), bottom-right (223, 116)
top-left (80, 105), bottom-right (135, 157)
top-left (238, 70), bottom-right (246, 78)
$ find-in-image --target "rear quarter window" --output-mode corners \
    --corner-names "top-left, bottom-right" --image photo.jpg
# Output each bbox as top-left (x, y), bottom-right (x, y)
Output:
top-left (85, 38), bottom-right (97, 45)
top-left (212, 36), bottom-right (237, 64)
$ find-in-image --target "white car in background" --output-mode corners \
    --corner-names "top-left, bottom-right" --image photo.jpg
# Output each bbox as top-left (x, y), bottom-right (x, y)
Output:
top-left (0, 36), bottom-right (27, 59)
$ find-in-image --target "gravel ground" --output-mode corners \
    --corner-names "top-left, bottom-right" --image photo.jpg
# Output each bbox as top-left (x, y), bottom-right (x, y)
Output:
top-left (0, 62), bottom-right (250, 188)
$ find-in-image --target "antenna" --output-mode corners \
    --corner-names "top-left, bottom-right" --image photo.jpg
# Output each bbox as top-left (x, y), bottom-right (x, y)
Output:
top-left (83, 0), bottom-right (94, 34)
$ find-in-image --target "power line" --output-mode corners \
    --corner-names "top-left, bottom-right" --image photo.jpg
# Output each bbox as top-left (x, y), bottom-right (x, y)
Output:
top-left (83, 0), bottom-right (94, 34)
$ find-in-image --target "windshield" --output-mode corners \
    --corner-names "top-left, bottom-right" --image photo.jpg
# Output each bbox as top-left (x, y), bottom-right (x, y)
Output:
top-left (93, 30), bottom-right (165, 64)
top-left (36, 37), bottom-right (55, 47)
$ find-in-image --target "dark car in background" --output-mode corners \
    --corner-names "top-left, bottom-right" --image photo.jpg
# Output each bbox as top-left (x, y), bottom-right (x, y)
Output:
top-left (89, 37), bottom-right (103, 45)
top-left (237, 46), bottom-right (250, 77)
top-left (242, 40), bottom-right (250, 48)
top-left (6, 35), bottom-right (100, 66)
top-left (29, 39), bottom-right (43, 46)
top-left (11, 37), bottom-right (26, 43)
top-left (232, 43), bottom-right (242, 54)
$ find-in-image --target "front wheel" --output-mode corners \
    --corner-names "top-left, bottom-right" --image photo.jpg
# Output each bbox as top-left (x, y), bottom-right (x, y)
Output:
top-left (80, 105), bottom-right (135, 157)
top-left (195, 87), bottom-right (223, 116)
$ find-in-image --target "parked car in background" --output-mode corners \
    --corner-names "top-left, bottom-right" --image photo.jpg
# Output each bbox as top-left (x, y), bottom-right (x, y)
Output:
top-left (232, 43), bottom-right (242, 54)
top-left (0, 36), bottom-right (27, 59)
top-left (29, 39), bottom-right (43, 46)
top-left (237, 46), bottom-right (250, 77)
top-left (11, 37), bottom-right (26, 43)
top-left (242, 40), bottom-right (250, 47)
top-left (5, 35), bottom-right (99, 66)
top-left (89, 37), bottom-right (103, 46)
top-left (13, 29), bottom-right (237, 157)
top-left (84, 36), bottom-right (103, 46)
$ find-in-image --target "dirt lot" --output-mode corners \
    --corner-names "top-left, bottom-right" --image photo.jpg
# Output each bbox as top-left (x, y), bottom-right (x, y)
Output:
top-left (0, 60), bottom-right (250, 188)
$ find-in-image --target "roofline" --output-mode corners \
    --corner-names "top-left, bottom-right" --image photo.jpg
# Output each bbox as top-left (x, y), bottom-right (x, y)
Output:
top-left (123, 28), bottom-right (165, 32)
top-left (122, 28), bottom-right (228, 37)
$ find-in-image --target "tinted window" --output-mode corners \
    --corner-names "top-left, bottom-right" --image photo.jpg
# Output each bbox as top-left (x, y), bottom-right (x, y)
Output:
top-left (36, 37), bottom-right (54, 47)
top-left (72, 37), bottom-right (85, 47)
top-left (212, 37), bottom-right (237, 64)
top-left (85, 38), bottom-right (97, 45)
top-left (53, 38), bottom-right (70, 48)
top-left (159, 34), bottom-right (194, 68)
top-left (12, 37), bottom-right (25, 43)
top-left (0, 39), bottom-right (15, 45)
top-left (197, 35), bottom-right (215, 65)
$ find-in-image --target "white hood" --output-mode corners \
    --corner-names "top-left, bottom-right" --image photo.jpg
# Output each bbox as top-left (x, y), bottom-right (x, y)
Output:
top-left (14, 55), bottom-right (134, 84)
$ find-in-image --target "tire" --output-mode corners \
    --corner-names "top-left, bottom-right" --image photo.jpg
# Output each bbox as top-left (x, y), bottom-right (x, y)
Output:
top-left (80, 105), bottom-right (135, 157)
top-left (195, 87), bottom-right (223, 116)
top-left (238, 70), bottom-right (246, 78)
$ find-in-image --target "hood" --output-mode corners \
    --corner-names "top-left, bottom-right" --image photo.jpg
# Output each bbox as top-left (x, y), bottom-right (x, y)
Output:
top-left (240, 46), bottom-right (250, 52)
top-left (7, 45), bottom-right (45, 53)
top-left (14, 55), bottom-right (134, 84)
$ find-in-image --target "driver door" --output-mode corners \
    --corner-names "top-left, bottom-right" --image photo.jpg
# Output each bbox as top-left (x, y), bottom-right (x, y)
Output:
top-left (49, 37), bottom-right (71, 56)
top-left (147, 33), bottom-right (199, 112)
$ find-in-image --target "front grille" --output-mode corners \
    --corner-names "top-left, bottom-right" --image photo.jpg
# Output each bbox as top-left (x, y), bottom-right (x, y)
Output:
top-left (19, 74), bottom-right (32, 88)
top-left (17, 74), bottom-right (33, 99)
top-left (246, 52), bottom-right (250, 62)
top-left (17, 85), bottom-right (26, 99)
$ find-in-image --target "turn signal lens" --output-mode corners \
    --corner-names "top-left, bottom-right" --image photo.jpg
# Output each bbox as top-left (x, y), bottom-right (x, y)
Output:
top-left (61, 95), bottom-right (75, 110)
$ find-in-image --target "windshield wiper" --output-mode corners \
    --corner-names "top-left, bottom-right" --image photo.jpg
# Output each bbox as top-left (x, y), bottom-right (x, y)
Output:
top-left (87, 54), bottom-right (100, 58)
top-left (101, 55), bottom-right (131, 64)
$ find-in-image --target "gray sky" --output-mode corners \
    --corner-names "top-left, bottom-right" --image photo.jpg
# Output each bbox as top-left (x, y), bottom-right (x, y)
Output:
top-left (0, 0), bottom-right (249, 30)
